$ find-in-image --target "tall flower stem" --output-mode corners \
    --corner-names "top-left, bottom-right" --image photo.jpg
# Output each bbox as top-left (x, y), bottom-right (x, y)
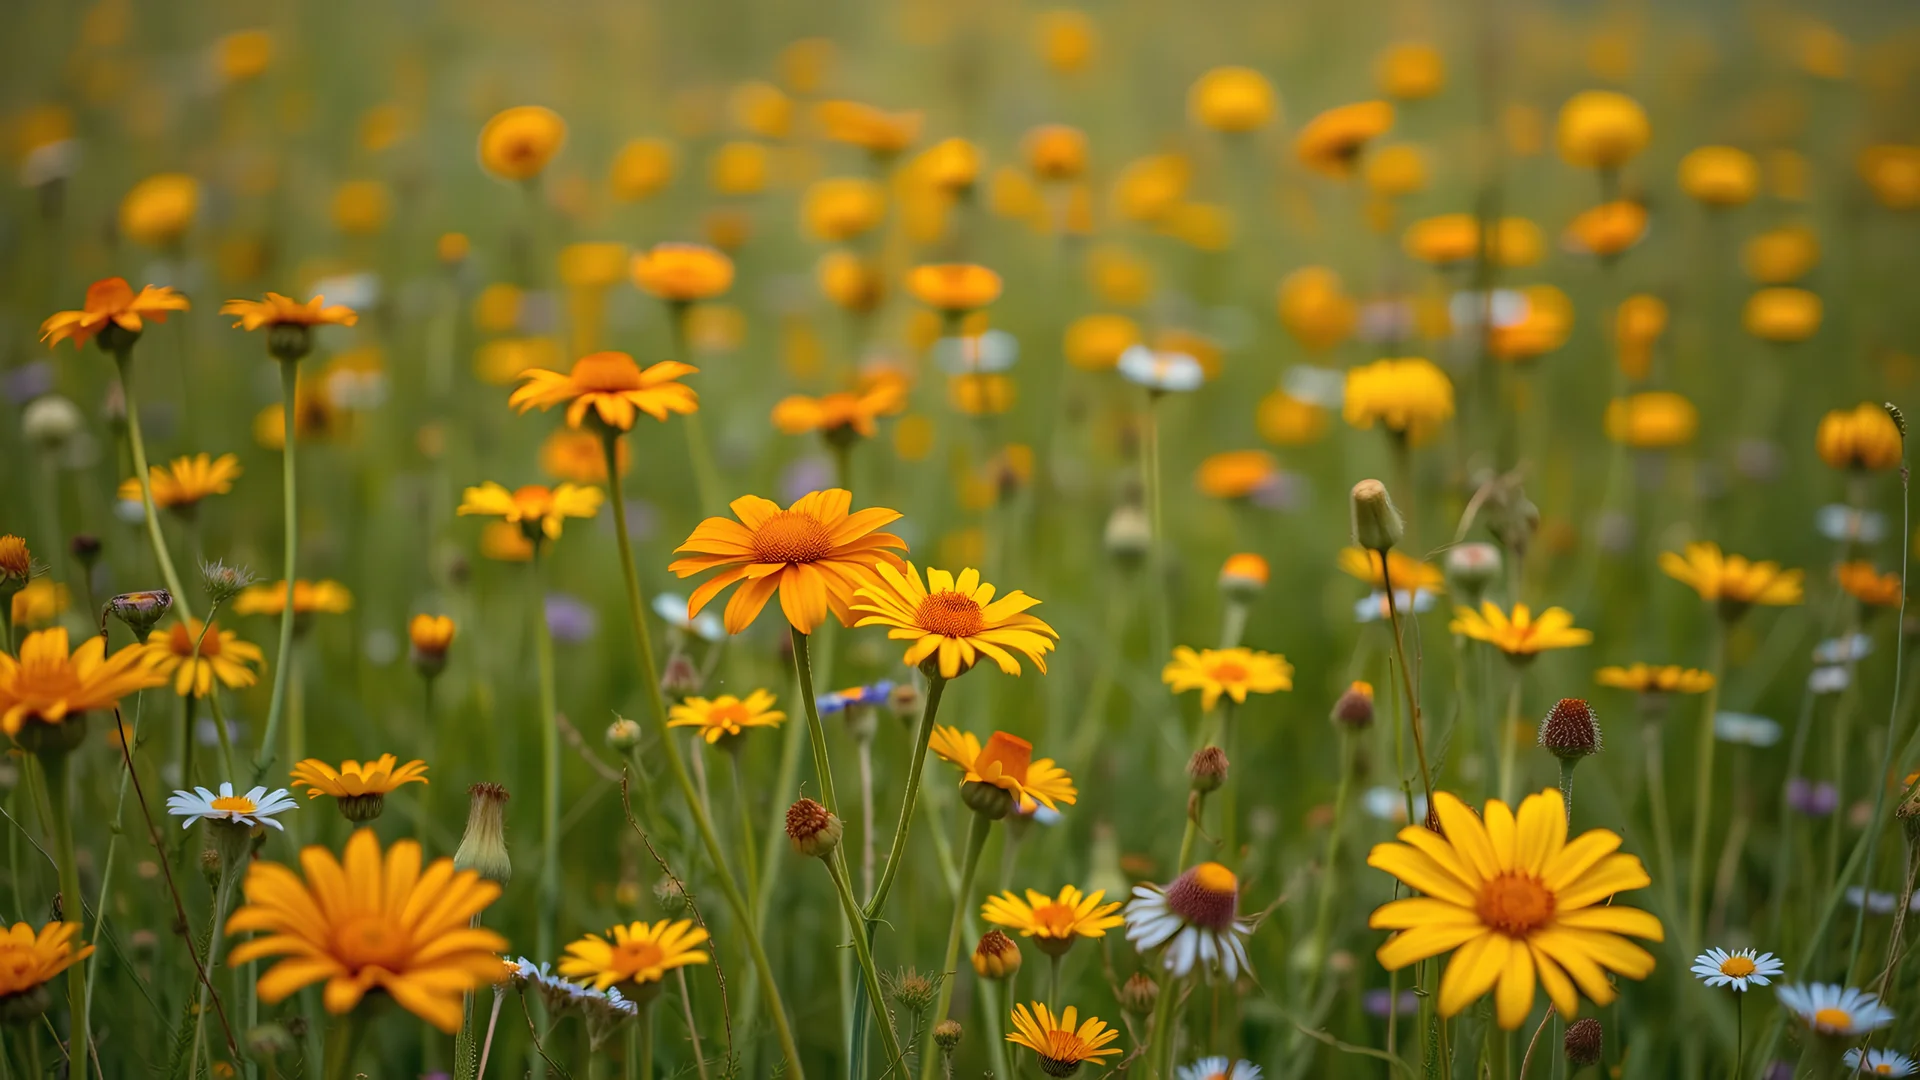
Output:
top-left (1497, 673), bottom-right (1524, 805)
top-left (81, 691), bottom-right (143, 1050)
top-left (188, 859), bottom-right (243, 1079)
top-left (667, 305), bottom-right (724, 515)
top-left (598, 431), bottom-right (806, 1078)
top-left (727, 751), bottom-right (761, 908)
top-left (920, 812), bottom-right (991, 1080)
top-left (1381, 561), bottom-right (1434, 807)
top-left (1849, 433), bottom-right (1912, 970)
top-left (252, 359), bottom-right (301, 779)
top-left (789, 627), bottom-right (844, 814)
top-left (323, 1011), bottom-right (365, 1080)
top-left (1640, 697), bottom-right (1680, 896)
top-left (1300, 729), bottom-right (1356, 1015)
top-left (39, 748), bottom-right (87, 1080)
top-left (112, 349), bottom-right (194, 618)
top-left (1146, 969), bottom-right (1181, 1080)
top-left (532, 547), bottom-right (561, 963)
top-left (824, 857), bottom-right (906, 1074)
top-left (1684, 620), bottom-right (1728, 955)
top-left (1141, 391), bottom-right (1171, 664)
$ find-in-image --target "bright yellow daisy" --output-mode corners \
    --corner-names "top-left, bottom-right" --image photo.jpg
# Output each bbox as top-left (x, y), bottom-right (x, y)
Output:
top-left (118, 453), bottom-right (242, 510)
top-left (667, 690), bottom-right (787, 744)
top-left (982, 886), bottom-right (1124, 956)
top-left (1162, 646), bottom-right (1294, 711)
top-left (456, 482), bottom-right (603, 543)
top-left (558, 919), bottom-right (711, 992)
top-left (290, 755), bottom-right (430, 798)
top-left (669, 489), bottom-right (907, 636)
top-left (929, 726), bottom-right (1076, 814)
top-left (0, 627), bottom-right (168, 739)
top-left (1367, 788), bottom-right (1663, 1029)
top-left (0, 921), bottom-right (93, 1003)
top-left (1659, 542), bottom-right (1803, 613)
top-left (1594, 664), bottom-right (1715, 694)
top-left (851, 563), bottom-right (1058, 678)
top-left (1449, 602), bottom-right (1592, 659)
top-left (225, 829), bottom-right (507, 1033)
top-left (232, 580), bottom-right (354, 617)
top-left (1006, 1002), bottom-right (1122, 1074)
top-left (144, 619), bottom-right (265, 698)
top-left (1337, 547), bottom-right (1445, 591)
top-left (509, 350), bottom-right (699, 432)
top-left (221, 292), bottom-right (358, 331)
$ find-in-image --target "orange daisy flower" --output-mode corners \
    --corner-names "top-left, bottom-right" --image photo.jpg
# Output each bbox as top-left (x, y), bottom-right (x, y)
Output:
top-left (509, 351), bottom-right (699, 432)
top-left (221, 292), bottom-right (359, 330)
top-left (41, 278), bottom-right (191, 350)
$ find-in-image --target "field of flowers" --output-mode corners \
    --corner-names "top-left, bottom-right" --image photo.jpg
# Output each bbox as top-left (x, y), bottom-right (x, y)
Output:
top-left (2, 1), bottom-right (1918, 1077)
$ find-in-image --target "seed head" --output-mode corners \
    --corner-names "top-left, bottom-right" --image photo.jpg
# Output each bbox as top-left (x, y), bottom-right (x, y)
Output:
top-left (660, 653), bottom-right (702, 699)
top-left (785, 798), bottom-right (843, 858)
top-left (1188, 746), bottom-right (1229, 793)
top-left (933, 1019), bottom-right (963, 1052)
top-left (1331, 681), bottom-right (1376, 729)
top-left (886, 967), bottom-right (939, 1016)
top-left (972, 929), bottom-right (1022, 980)
top-left (201, 560), bottom-right (256, 605)
top-left (653, 877), bottom-right (689, 914)
top-left (1563, 1017), bottom-right (1603, 1066)
top-left (453, 782), bottom-right (512, 884)
top-left (1539, 698), bottom-right (1602, 761)
top-left (1118, 971), bottom-right (1159, 1015)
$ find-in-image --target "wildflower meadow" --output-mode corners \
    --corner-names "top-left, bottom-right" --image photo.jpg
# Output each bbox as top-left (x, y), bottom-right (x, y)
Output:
top-left (2, 2), bottom-right (1919, 1078)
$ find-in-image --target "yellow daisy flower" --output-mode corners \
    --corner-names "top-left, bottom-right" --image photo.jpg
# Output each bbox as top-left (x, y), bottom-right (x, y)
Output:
top-left (982, 886), bottom-right (1124, 956)
top-left (225, 829), bottom-right (507, 1033)
top-left (509, 351), bottom-right (699, 432)
top-left (221, 292), bottom-right (358, 331)
top-left (558, 919), bottom-right (711, 991)
top-left (0, 921), bottom-right (93, 1002)
top-left (851, 563), bottom-right (1058, 678)
top-left (1836, 561), bottom-right (1903, 609)
top-left (232, 580), bottom-right (354, 617)
top-left (1594, 664), bottom-right (1715, 695)
top-left (0, 627), bottom-right (168, 739)
top-left (40, 277), bottom-right (190, 350)
top-left (145, 619), bottom-right (265, 698)
top-left (1659, 542), bottom-right (1804, 613)
top-left (667, 690), bottom-right (787, 744)
top-left (118, 453), bottom-right (242, 510)
top-left (290, 755), bottom-right (430, 798)
top-left (1367, 788), bottom-right (1663, 1029)
top-left (1449, 602), bottom-right (1592, 659)
top-left (929, 726), bottom-right (1076, 814)
top-left (1006, 1002), bottom-right (1122, 1073)
top-left (1337, 547), bottom-right (1445, 591)
top-left (1162, 646), bottom-right (1294, 711)
top-left (457, 482), bottom-right (603, 543)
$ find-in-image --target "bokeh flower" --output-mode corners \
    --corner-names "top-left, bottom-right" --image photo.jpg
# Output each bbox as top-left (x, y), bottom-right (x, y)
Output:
top-left (41, 278), bottom-right (190, 350)
top-left (1450, 602), bottom-right (1592, 659)
top-left (232, 580), bottom-right (354, 617)
top-left (479, 105), bottom-right (567, 181)
top-left (145, 619), bottom-right (264, 697)
top-left (1660, 542), bottom-right (1803, 611)
top-left (1556, 91), bottom-right (1649, 169)
top-left (559, 919), bottom-right (711, 993)
top-left (1162, 647), bottom-right (1293, 710)
top-left (667, 691), bottom-right (787, 743)
top-left (118, 453), bottom-right (241, 511)
top-left (1817, 403), bottom-right (1903, 471)
top-left (1343, 358), bottom-right (1454, 443)
top-left (510, 351), bottom-right (698, 431)
top-left (1296, 101), bottom-right (1394, 176)
top-left (1188, 67), bottom-right (1277, 132)
top-left (458, 482), bottom-right (603, 542)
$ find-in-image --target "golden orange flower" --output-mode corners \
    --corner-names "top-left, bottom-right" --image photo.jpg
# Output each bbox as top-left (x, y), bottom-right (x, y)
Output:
top-left (1563, 201), bottom-right (1648, 257)
top-left (232, 580), bottom-right (354, 617)
top-left (1744, 288), bottom-right (1822, 343)
top-left (479, 105), bottom-right (567, 181)
top-left (1338, 548), bottom-right (1445, 591)
top-left (1556, 90), bottom-right (1649, 169)
top-left (1605, 393), bottom-right (1697, 449)
top-left (457, 482), bottom-right (602, 542)
top-left (1195, 450), bottom-right (1280, 500)
top-left (1023, 124), bottom-right (1088, 181)
top-left (1817, 403), bottom-right (1903, 471)
top-left (1296, 101), bottom-right (1395, 177)
top-left (1189, 67), bottom-right (1278, 132)
top-left (41, 278), bottom-right (190, 350)
top-left (908, 264), bottom-right (1003, 315)
top-left (510, 351), bottom-right (699, 431)
top-left (290, 755), bottom-right (430, 798)
top-left (1659, 542), bottom-right (1803, 611)
top-left (0, 627), bottom-right (168, 738)
top-left (851, 564), bottom-right (1058, 678)
top-left (145, 619), bottom-right (265, 698)
top-left (541, 429), bottom-right (630, 482)
top-left (816, 100), bottom-right (921, 156)
top-left (802, 178), bottom-right (888, 243)
top-left (1837, 561), bottom-right (1903, 609)
top-left (1595, 664), bottom-right (1715, 695)
top-left (1450, 602), bottom-right (1593, 659)
top-left (630, 243), bottom-right (734, 303)
top-left (1678, 146), bottom-right (1759, 207)
top-left (929, 727), bottom-right (1077, 813)
top-left (221, 293), bottom-right (359, 331)
top-left (771, 378), bottom-right (908, 441)
top-left (118, 453), bottom-right (241, 510)
top-left (669, 489), bottom-right (907, 635)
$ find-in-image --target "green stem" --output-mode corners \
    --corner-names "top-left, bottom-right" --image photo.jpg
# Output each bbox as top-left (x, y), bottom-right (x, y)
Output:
top-left (81, 692), bottom-right (143, 1048)
top-left (112, 349), bottom-right (194, 619)
top-left (1557, 758), bottom-right (1576, 822)
top-left (825, 858), bottom-right (906, 1076)
top-left (1175, 792), bottom-right (1208, 874)
top-left (600, 430), bottom-right (806, 1079)
top-left (1849, 448), bottom-right (1913, 970)
top-left (920, 813), bottom-right (991, 1080)
top-left (1146, 969), bottom-right (1179, 1080)
top-left (189, 865), bottom-right (242, 1080)
top-left (1142, 392), bottom-right (1171, 665)
top-left (1684, 621), bottom-right (1727, 955)
top-left (729, 751), bottom-right (761, 911)
top-left (864, 675), bottom-right (948, 920)
top-left (533, 547), bottom-right (561, 964)
top-left (1047, 954), bottom-right (1061, 1012)
top-left (323, 1010), bottom-right (365, 1080)
top-left (41, 750), bottom-right (87, 1080)
top-left (639, 1001), bottom-right (655, 1080)
top-left (1300, 730), bottom-right (1356, 1017)
top-left (790, 626), bottom-right (843, 815)
top-left (1381, 559), bottom-right (1434, 806)
top-left (252, 359), bottom-right (301, 780)
top-left (1498, 673), bottom-right (1524, 805)
top-left (667, 305), bottom-right (724, 515)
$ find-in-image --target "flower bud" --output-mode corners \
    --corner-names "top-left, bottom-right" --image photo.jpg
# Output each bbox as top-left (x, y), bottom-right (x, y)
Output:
top-left (245, 1023), bottom-right (296, 1061)
top-left (407, 614), bottom-right (455, 677)
top-left (69, 535), bottom-right (102, 567)
top-left (1350, 479), bottom-right (1404, 552)
top-left (887, 967), bottom-right (939, 1016)
top-left (1218, 553), bottom-right (1269, 600)
top-left (971, 929), bottom-right (1022, 979)
top-left (1331, 681), bottom-right (1376, 729)
top-left (201, 560), bottom-right (255, 605)
top-left (1563, 1017), bottom-right (1603, 1067)
top-left (933, 1019), bottom-right (963, 1052)
top-left (653, 877), bottom-right (689, 914)
top-left (960, 779), bottom-right (1015, 820)
top-left (267, 323), bottom-right (313, 363)
top-left (785, 798), bottom-right (843, 858)
top-left (108, 589), bottom-right (172, 637)
top-left (1538, 698), bottom-right (1602, 761)
top-left (1118, 971), bottom-right (1159, 1015)
top-left (453, 782), bottom-right (513, 884)
top-left (0, 535), bottom-right (32, 585)
top-left (661, 653), bottom-right (702, 699)
top-left (1188, 746), bottom-right (1229, 793)
top-left (606, 717), bottom-right (642, 752)
top-left (1103, 504), bottom-right (1152, 563)
top-left (887, 681), bottom-right (922, 721)
top-left (1444, 542), bottom-right (1503, 599)
top-left (21, 395), bottom-right (84, 448)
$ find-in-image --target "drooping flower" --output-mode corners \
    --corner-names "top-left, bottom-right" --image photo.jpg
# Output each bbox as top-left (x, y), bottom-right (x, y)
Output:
top-left (118, 453), bottom-right (242, 510)
top-left (510, 351), bottom-right (699, 432)
top-left (1296, 101), bottom-right (1395, 177)
top-left (1690, 947), bottom-right (1783, 992)
top-left (1449, 602), bottom-right (1593, 659)
top-left (1659, 542), bottom-right (1803, 612)
top-left (558, 919), bottom-right (711, 992)
top-left (1367, 788), bottom-right (1663, 1029)
top-left (929, 726), bottom-right (1076, 813)
top-left (167, 783), bottom-right (299, 831)
top-left (457, 482), bottom-right (603, 542)
top-left (1162, 647), bottom-right (1293, 711)
top-left (851, 563), bottom-right (1058, 677)
top-left (1005, 1002), bottom-right (1122, 1076)
top-left (982, 886), bottom-right (1124, 956)
top-left (1775, 983), bottom-right (1896, 1037)
top-left (1125, 862), bottom-right (1256, 979)
top-left (40, 278), bottom-right (190, 350)
top-left (0, 627), bottom-right (168, 739)
top-left (666, 691), bottom-right (787, 744)
top-left (669, 489), bottom-right (906, 635)
top-left (145, 619), bottom-right (265, 698)
top-left (226, 829), bottom-right (507, 1032)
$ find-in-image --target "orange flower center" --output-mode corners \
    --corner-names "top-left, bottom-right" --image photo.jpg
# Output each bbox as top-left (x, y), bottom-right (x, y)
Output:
top-left (1030, 902), bottom-right (1076, 937)
top-left (334, 913), bottom-right (410, 972)
top-left (569, 352), bottom-right (644, 392)
top-left (510, 486), bottom-right (556, 520)
top-left (1718, 956), bottom-right (1757, 978)
top-left (611, 941), bottom-right (665, 978)
top-left (1476, 873), bottom-right (1555, 936)
top-left (916, 591), bottom-right (986, 638)
top-left (167, 622), bottom-right (223, 658)
top-left (751, 511), bottom-right (834, 564)
top-left (209, 795), bottom-right (257, 814)
top-left (1040, 1032), bottom-right (1092, 1068)
top-left (1813, 1007), bottom-right (1853, 1031)
top-left (977, 732), bottom-right (1033, 785)
top-left (709, 702), bottom-right (752, 728)
top-left (1207, 661), bottom-right (1249, 684)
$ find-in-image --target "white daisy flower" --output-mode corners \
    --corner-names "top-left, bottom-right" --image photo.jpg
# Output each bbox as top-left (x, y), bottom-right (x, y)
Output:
top-left (1124, 861), bottom-right (1255, 981)
top-left (1845, 1048), bottom-right (1918, 1077)
top-left (1117, 346), bottom-right (1205, 393)
top-left (936, 329), bottom-right (1019, 374)
top-left (1689, 947), bottom-right (1783, 992)
top-left (1354, 589), bottom-right (1435, 623)
top-left (165, 783), bottom-right (298, 831)
top-left (650, 592), bottom-right (725, 642)
top-left (1362, 786), bottom-right (1428, 824)
top-left (1178, 1057), bottom-right (1263, 1080)
top-left (1775, 982), bottom-right (1896, 1036)
top-left (1713, 712), bottom-right (1782, 747)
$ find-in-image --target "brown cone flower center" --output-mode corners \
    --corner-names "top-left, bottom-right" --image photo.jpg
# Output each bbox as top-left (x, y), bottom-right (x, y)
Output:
top-left (752, 511), bottom-right (834, 564)
top-left (915, 591), bottom-right (986, 637)
top-left (1476, 873), bottom-right (1555, 936)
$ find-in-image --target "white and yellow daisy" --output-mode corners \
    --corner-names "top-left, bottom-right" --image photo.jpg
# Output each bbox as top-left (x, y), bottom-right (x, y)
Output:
top-left (1845, 1049), bottom-right (1918, 1077)
top-left (1776, 983), bottom-right (1896, 1036)
top-left (1690, 947), bottom-right (1783, 992)
top-left (165, 783), bottom-right (298, 831)
top-left (1179, 1058), bottom-right (1263, 1080)
top-left (1123, 861), bottom-right (1255, 980)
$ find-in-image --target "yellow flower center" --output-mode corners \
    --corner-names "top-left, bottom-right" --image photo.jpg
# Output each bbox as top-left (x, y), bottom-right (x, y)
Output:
top-left (1476, 873), bottom-right (1556, 936)
top-left (1718, 956), bottom-right (1757, 978)
top-left (1207, 661), bottom-right (1249, 684)
top-left (1192, 861), bottom-right (1238, 895)
top-left (167, 622), bottom-right (224, 659)
top-left (915, 591), bottom-right (986, 638)
top-left (209, 795), bottom-right (257, 814)
top-left (1030, 902), bottom-right (1077, 937)
top-left (751, 511), bottom-right (834, 564)
top-left (569, 352), bottom-right (644, 392)
top-left (1813, 1007), bottom-right (1853, 1030)
top-left (611, 940), bottom-right (665, 979)
top-left (334, 913), bottom-right (410, 971)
